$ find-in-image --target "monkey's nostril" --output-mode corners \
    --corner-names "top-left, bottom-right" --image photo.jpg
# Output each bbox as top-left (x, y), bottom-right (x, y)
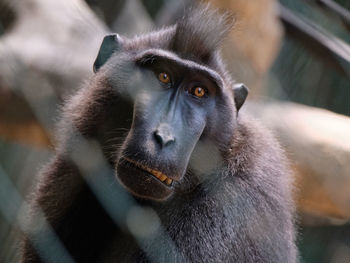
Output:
top-left (154, 130), bottom-right (175, 148)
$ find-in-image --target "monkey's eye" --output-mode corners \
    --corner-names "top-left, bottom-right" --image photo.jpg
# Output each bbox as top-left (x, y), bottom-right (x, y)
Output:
top-left (189, 86), bottom-right (208, 98)
top-left (158, 72), bottom-right (171, 84)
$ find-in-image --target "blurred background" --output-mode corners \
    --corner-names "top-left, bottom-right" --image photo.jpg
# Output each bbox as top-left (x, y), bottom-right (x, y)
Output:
top-left (0, 0), bottom-right (349, 262)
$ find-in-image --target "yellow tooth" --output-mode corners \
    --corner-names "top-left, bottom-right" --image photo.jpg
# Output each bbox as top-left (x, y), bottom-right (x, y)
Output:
top-left (124, 158), bottom-right (172, 184)
top-left (159, 174), bottom-right (167, 182)
top-left (151, 170), bottom-right (159, 178)
top-left (165, 178), bottom-right (173, 185)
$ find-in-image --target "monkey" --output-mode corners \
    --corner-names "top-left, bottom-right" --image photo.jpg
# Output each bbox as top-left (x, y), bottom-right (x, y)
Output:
top-left (21, 4), bottom-right (297, 263)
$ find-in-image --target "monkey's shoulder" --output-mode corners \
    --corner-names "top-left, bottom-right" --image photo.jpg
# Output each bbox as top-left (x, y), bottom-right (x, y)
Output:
top-left (231, 115), bottom-right (290, 180)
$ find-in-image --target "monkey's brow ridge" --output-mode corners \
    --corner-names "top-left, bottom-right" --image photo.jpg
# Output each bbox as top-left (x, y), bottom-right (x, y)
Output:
top-left (135, 49), bottom-right (224, 89)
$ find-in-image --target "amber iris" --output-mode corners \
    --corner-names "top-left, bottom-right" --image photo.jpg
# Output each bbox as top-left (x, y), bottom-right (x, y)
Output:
top-left (193, 87), bottom-right (206, 97)
top-left (158, 72), bottom-right (170, 84)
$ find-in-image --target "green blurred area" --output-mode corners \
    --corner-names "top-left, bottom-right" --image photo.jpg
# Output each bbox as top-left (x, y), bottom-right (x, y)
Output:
top-left (300, 224), bottom-right (350, 263)
top-left (270, 0), bottom-right (350, 116)
top-left (335, 0), bottom-right (350, 11)
top-left (270, 36), bottom-right (350, 116)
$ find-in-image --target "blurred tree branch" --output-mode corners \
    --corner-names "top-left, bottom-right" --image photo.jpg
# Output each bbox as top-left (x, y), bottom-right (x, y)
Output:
top-left (247, 102), bottom-right (350, 224)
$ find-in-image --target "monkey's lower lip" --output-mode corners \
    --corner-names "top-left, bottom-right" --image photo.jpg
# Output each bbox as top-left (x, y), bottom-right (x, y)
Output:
top-left (119, 157), bottom-right (173, 186)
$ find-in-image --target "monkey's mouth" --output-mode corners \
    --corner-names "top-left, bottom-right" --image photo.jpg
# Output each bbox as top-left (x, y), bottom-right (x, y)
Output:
top-left (119, 157), bottom-right (173, 186)
top-left (116, 156), bottom-right (175, 201)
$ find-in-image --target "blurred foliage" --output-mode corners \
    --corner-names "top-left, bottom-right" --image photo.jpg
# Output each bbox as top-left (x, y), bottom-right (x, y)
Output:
top-left (335, 0), bottom-right (350, 10)
top-left (280, 0), bottom-right (350, 42)
top-left (141, 0), bottom-right (164, 18)
top-left (270, 36), bottom-right (350, 116)
top-left (85, 0), bottom-right (126, 26)
top-left (0, 1), bottom-right (15, 36)
top-left (270, 0), bottom-right (350, 116)
top-left (300, 224), bottom-right (350, 263)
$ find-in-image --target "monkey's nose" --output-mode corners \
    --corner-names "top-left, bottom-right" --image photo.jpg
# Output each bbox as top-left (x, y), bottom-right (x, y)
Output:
top-left (154, 124), bottom-right (175, 148)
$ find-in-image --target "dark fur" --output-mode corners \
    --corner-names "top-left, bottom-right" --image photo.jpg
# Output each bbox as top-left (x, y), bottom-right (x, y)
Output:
top-left (21, 4), bottom-right (297, 263)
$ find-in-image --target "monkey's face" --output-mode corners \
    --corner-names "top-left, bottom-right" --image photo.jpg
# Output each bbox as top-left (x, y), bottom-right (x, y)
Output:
top-left (107, 50), bottom-right (235, 201)
top-left (90, 34), bottom-right (246, 201)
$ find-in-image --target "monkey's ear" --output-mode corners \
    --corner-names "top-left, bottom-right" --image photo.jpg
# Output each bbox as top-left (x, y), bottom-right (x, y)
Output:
top-left (93, 34), bottom-right (122, 73)
top-left (233, 83), bottom-right (248, 113)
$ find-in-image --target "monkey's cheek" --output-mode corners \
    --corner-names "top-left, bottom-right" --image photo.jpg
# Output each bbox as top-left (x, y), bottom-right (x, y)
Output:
top-left (116, 165), bottom-right (173, 201)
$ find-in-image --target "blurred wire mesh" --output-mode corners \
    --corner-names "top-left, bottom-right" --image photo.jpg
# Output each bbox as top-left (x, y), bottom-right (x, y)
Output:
top-left (0, 0), bottom-right (350, 262)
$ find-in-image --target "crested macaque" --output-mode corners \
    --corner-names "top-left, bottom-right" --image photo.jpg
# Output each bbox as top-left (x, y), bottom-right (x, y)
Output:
top-left (21, 4), bottom-right (297, 263)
